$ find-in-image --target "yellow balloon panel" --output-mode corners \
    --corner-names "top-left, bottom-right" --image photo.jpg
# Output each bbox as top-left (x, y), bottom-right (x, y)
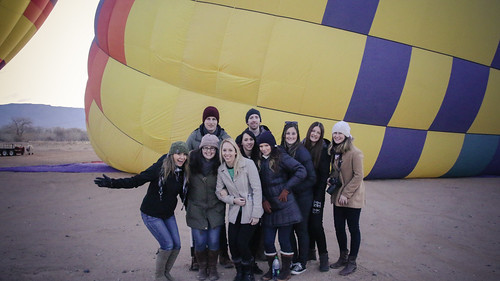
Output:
top-left (388, 48), bottom-right (452, 130)
top-left (407, 131), bottom-right (464, 178)
top-left (371, 0), bottom-right (500, 66)
top-left (468, 69), bottom-right (500, 135)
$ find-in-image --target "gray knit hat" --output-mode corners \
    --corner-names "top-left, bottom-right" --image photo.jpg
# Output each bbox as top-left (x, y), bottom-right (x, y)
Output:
top-left (169, 141), bottom-right (189, 154)
top-left (332, 121), bottom-right (351, 138)
top-left (199, 134), bottom-right (219, 149)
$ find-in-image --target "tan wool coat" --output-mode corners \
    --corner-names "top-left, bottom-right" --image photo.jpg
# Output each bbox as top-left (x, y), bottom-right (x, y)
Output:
top-left (216, 157), bottom-right (264, 224)
top-left (330, 144), bottom-right (365, 209)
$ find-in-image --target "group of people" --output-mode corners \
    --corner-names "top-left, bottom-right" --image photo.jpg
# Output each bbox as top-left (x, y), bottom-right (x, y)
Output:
top-left (94, 106), bottom-right (365, 281)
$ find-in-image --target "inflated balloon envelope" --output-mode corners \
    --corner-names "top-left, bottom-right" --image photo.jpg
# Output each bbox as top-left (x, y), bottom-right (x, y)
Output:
top-left (85, 0), bottom-right (500, 179)
top-left (0, 0), bottom-right (58, 70)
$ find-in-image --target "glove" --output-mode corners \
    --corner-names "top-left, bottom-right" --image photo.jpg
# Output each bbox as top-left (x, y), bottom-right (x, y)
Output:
top-left (278, 189), bottom-right (289, 202)
top-left (94, 174), bottom-right (113, 187)
top-left (262, 200), bottom-right (272, 213)
top-left (312, 200), bottom-right (321, 214)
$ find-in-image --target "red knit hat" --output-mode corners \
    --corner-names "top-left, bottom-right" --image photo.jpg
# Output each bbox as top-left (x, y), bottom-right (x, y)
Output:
top-left (203, 106), bottom-right (219, 122)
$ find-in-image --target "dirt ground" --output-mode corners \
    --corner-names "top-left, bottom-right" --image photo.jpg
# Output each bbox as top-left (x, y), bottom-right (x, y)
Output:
top-left (0, 141), bottom-right (499, 281)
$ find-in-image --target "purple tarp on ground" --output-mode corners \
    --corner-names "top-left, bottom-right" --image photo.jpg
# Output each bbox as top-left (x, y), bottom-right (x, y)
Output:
top-left (0, 162), bottom-right (120, 173)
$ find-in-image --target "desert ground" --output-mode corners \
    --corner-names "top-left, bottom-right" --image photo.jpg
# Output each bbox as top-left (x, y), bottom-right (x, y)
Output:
top-left (0, 141), bottom-right (499, 281)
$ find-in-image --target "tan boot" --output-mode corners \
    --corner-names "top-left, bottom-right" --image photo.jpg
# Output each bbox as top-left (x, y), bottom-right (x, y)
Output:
top-left (155, 249), bottom-right (171, 280)
top-left (164, 249), bottom-right (179, 280)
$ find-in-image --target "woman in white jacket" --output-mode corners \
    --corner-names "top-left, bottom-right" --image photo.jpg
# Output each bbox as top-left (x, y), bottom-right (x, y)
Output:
top-left (216, 138), bottom-right (263, 281)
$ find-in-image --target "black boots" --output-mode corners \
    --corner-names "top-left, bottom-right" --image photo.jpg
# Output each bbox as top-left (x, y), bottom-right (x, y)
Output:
top-left (241, 259), bottom-right (255, 281)
top-left (319, 252), bottom-right (329, 272)
top-left (339, 256), bottom-right (357, 276)
top-left (329, 250), bottom-right (348, 269)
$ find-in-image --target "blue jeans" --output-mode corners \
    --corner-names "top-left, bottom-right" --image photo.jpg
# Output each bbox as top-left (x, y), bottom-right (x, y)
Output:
top-left (263, 225), bottom-right (293, 254)
top-left (192, 226), bottom-right (222, 251)
top-left (141, 212), bottom-right (181, 250)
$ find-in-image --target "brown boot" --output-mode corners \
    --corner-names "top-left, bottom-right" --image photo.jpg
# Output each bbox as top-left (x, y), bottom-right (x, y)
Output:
top-left (207, 250), bottom-right (220, 280)
top-left (195, 250), bottom-right (208, 280)
top-left (339, 256), bottom-right (357, 276)
top-left (277, 253), bottom-right (293, 281)
top-left (260, 255), bottom-right (276, 281)
top-left (329, 250), bottom-right (348, 269)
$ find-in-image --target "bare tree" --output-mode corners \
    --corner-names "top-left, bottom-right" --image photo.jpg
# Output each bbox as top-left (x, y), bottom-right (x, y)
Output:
top-left (10, 117), bottom-right (33, 141)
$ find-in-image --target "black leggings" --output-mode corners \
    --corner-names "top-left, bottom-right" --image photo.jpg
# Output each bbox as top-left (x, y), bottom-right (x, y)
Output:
top-left (333, 206), bottom-right (361, 257)
top-left (228, 210), bottom-right (257, 263)
top-left (308, 199), bottom-right (328, 254)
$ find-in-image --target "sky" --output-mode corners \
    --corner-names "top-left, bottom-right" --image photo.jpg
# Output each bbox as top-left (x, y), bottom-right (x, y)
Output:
top-left (0, 0), bottom-right (101, 109)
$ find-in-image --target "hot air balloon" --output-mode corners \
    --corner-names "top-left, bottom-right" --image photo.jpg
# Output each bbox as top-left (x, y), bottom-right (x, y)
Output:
top-left (0, 0), bottom-right (58, 70)
top-left (85, 0), bottom-right (500, 179)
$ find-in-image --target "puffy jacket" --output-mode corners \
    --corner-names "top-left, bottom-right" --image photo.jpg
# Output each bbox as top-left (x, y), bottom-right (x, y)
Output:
top-left (259, 152), bottom-right (306, 227)
top-left (281, 145), bottom-right (316, 195)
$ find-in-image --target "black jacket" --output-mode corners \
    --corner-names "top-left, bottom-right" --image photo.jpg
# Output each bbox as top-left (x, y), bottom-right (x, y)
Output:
top-left (109, 154), bottom-right (185, 219)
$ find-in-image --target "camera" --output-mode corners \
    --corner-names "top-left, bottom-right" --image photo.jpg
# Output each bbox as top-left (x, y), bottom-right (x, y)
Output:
top-left (326, 177), bottom-right (342, 195)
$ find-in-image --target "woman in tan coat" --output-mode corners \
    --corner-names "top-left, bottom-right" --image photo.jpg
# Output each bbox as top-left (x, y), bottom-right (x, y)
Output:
top-left (326, 121), bottom-right (365, 276)
top-left (216, 138), bottom-right (263, 281)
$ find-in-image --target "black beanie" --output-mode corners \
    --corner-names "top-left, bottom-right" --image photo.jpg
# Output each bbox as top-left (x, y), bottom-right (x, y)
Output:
top-left (245, 108), bottom-right (261, 123)
top-left (257, 131), bottom-right (276, 147)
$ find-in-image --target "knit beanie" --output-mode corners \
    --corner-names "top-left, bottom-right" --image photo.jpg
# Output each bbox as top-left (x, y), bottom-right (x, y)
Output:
top-left (169, 141), bottom-right (189, 155)
top-left (245, 108), bottom-right (261, 123)
top-left (199, 134), bottom-right (220, 149)
top-left (203, 106), bottom-right (220, 122)
top-left (332, 121), bottom-right (351, 138)
top-left (257, 131), bottom-right (277, 147)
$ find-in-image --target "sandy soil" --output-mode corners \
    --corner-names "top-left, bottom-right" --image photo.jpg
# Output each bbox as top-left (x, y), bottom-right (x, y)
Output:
top-left (0, 142), bottom-right (499, 281)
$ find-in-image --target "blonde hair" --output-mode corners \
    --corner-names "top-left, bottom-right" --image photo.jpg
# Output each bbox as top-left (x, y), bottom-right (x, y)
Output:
top-left (328, 136), bottom-right (353, 155)
top-left (219, 138), bottom-right (243, 177)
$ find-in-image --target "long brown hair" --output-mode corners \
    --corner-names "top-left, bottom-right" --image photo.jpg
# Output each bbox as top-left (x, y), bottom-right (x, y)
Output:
top-left (304, 122), bottom-right (325, 169)
top-left (161, 153), bottom-right (189, 181)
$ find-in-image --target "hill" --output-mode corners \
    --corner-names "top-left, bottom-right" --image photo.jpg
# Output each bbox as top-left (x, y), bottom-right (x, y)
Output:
top-left (0, 103), bottom-right (86, 130)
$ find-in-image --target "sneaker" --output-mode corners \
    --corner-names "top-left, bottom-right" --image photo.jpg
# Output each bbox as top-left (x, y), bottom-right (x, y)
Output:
top-left (291, 263), bottom-right (307, 275)
top-left (290, 262), bottom-right (300, 270)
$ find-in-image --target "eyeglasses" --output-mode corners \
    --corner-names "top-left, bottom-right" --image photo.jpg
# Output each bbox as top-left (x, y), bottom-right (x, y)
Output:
top-left (202, 147), bottom-right (216, 152)
top-left (285, 121), bottom-right (298, 125)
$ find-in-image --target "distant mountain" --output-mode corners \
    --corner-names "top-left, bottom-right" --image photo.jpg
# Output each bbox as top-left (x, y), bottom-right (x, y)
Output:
top-left (0, 103), bottom-right (86, 130)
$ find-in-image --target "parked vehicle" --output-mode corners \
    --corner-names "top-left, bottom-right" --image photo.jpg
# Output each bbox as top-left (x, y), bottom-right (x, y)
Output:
top-left (0, 144), bottom-right (25, 156)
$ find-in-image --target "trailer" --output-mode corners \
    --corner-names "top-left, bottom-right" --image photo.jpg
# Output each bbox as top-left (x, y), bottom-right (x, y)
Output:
top-left (0, 144), bottom-right (25, 156)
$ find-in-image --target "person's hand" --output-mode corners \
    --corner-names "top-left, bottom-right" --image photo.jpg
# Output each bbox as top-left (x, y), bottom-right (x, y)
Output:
top-left (312, 200), bottom-right (321, 214)
top-left (278, 189), bottom-right (289, 202)
top-left (338, 195), bottom-right (348, 205)
top-left (219, 189), bottom-right (228, 197)
top-left (233, 197), bottom-right (246, 206)
top-left (262, 200), bottom-right (272, 213)
top-left (250, 217), bottom-right (260, 225)
top-left (94, 174), bottom-right (112, 187)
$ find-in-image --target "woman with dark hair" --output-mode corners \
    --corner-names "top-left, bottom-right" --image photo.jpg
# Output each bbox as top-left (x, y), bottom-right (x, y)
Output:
top-left (327, 121), bottom-right (365, 276)
top-left (187, 134), bottom-right (225, 281)
top-left (94, 141), bottom-right (189, 281)
top-left (303, 122), bottom-right (331, 272)
top-left (216, 138), bottom-right (263, 281)
top-left (235, 129), bottom-right (260, 162)
top-left (279, 122), bottom-right (316, 275)
top-left (256, 131), bottom-right (306, 281)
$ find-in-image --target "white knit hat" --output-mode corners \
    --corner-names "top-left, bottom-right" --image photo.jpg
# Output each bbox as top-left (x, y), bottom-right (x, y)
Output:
top-left (332, 121), bottom-right (351, 138)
